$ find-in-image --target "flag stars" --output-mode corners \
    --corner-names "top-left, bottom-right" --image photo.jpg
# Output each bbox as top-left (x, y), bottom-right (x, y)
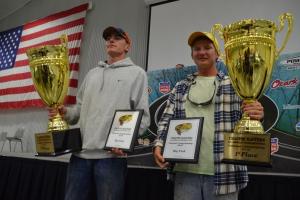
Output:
top-left (0, 27), bottom-right (22, 70)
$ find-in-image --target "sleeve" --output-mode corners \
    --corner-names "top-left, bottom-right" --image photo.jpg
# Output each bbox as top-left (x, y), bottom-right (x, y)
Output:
top-left (153, 85), bottom-right (177, 147)
top-left (64, 73), bottom-right (88, 125)
top-left (130, 69), bottom-right (150, 136)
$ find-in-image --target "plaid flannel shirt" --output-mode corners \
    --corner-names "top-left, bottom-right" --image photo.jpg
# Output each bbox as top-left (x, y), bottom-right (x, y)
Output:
top-left (154, 72), bottom-right (248, 195)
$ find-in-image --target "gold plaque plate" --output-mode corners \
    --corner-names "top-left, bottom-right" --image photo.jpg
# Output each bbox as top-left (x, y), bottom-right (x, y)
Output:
top-left (35, 133), bottom-right (55, 154)
top-left (223, 133), bottom-right (271, 166)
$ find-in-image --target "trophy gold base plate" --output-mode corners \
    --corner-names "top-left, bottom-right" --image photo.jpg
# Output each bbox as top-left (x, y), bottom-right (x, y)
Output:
top-left (35, 128), bottom-right (82, 157)
top-left (222, 133), bottom-right (271, 167)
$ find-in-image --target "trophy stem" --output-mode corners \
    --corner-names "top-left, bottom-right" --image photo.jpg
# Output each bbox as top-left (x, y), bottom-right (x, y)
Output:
top-left (48, 110), bottom-right (69, 132)
top-left (234, 113), bottom-right (264, 134)
top-left (243, 99), bottom-right (255, 104)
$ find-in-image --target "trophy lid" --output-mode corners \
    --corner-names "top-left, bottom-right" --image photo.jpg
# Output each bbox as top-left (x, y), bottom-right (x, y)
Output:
top-left (26, 45), bottom-right (68, 61)
top-left (26, 34), bottom-right (68, 62)
top-left (223, 18), bottom-right (276, 40)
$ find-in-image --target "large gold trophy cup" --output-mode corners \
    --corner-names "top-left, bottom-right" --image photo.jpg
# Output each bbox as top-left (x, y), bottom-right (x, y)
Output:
top-left (212, 13), bottom-right (293, 166)
top-left (27, 35), bottom-right (82, 156)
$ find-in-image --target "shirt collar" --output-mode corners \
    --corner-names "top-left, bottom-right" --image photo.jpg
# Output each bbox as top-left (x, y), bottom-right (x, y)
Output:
top-left (187, 71), bottom-right (225, 83)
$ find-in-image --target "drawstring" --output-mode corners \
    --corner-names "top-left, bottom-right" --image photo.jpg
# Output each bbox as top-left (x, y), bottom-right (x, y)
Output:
top-left (99, 66), bottom-right (107, 92)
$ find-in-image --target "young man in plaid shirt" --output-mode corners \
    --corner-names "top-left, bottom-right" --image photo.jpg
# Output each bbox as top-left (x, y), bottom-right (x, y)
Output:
top-left (153, 31), bottom-right (264, 200)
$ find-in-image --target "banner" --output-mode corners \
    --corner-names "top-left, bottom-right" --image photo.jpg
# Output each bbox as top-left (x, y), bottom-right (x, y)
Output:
top-left (128, 54), bottom-right (300, 176)
top-left (0, 3), bottom-right (89, 109)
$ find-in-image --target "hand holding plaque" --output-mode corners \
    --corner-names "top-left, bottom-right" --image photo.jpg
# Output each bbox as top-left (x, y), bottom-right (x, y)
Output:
top-left (212, 13), bottom-right (293, 166)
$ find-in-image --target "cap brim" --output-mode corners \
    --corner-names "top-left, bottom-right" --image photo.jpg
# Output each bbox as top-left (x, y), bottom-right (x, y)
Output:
top-left (102, 26), bottom-right (119, 39)
top-left (188, 32), bottom-right (208, 47)
top-left (188, 31), bottom-right (220, 55)
top-left (102, 26), bottom-right (131, 46)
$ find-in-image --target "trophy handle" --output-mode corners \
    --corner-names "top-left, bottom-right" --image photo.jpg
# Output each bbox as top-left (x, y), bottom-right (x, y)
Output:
top-left (211, 24), bottom-right (225, 60)
top-left (276, 13), bottom-right (294, 57)
top-left (60, 34), bottom-right (71, 76)
top-left (60, 34), bottom-right (68, 48)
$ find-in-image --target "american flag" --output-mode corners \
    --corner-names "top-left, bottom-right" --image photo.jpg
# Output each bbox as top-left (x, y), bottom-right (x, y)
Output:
top-left (0, 3), bottom-right (89, 109)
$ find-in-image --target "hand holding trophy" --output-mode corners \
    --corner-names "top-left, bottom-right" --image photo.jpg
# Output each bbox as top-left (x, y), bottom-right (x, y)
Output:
top-left (26, 35), bottom-right (81, 156)
top-left (211, 13), bottom-right (293, 166)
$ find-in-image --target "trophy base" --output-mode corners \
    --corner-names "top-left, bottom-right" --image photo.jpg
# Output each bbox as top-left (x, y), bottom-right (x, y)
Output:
top-left (222, 133), bottom-right (271, 167)
top-left (35, 128), bottom-right (82, 157)
top-left (222, 159), bottom-right (272, 167)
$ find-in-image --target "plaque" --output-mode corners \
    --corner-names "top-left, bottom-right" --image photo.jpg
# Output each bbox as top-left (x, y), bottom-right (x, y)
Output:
top-left (163, 118), bottom-right (203, 163)
top-left (104, 110), bottom-right (143, 152)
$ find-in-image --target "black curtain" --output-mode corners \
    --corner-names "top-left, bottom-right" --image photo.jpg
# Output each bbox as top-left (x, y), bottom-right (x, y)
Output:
top-left (125, 168), bottom-right (173, 200)
top-left (1, 156), bottom-right (300, 200)
top-left (239, 175), bottom-right (300, 200)
top-left (0, 156), bottom-right (67, 200)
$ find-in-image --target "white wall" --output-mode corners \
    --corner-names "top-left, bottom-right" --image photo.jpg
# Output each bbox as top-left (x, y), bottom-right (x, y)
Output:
top-left (148, 0), bottom-right (300, 70)
top-left (0, 0), bottom-right (149, 152)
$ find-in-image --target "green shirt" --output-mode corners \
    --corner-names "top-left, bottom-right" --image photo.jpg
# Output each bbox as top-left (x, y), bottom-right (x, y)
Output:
top-left (175, 76), bottom-right (216, 175)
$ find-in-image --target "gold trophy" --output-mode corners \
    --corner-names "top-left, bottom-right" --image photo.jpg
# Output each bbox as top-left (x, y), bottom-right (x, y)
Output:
top-left (212, 13), bottom-right (293, 166)
top-left (27, 35), bottom-right (82, 156)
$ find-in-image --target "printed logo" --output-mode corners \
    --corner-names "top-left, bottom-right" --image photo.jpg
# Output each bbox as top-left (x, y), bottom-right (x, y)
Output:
top-left (283, 104), bottom-right (300, 110)
top-left (147, 86), bottom-right (152, 95)
top-left (159, 82), bottom-right (171, 94)
top-left (296, 121), bottom-right (300, 132)
top-left (271, 78), bottom-right (299, 89)
top-left (175, 123), bottom-right (192, 135)
top-left (271, 137), bottom-right (279, 155)
top-left (281, 56), bottom-right (300, 66)
top-left (118, 115), bottom-right (132, 126)
top-left (280, 56), bottom-right (300, 70)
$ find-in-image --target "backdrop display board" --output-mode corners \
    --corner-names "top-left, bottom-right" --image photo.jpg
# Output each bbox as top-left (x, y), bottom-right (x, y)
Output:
top-left (147, 0), bottom-right (300, 70)
top-left (128, 52), bottom-right (300, 177)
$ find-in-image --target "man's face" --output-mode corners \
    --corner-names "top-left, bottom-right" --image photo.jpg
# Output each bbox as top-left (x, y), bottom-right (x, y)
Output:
top-left (191, 38), bottom-right (218, 68)
top-left (105, 34), bottom-right (130, 57)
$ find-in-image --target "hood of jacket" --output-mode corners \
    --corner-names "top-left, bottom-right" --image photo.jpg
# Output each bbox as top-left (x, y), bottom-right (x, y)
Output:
top-left (97, 57), bottom-right (134, 69)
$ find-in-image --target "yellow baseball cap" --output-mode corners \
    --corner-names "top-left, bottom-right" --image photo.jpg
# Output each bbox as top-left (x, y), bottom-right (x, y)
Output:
top-left (188, 31), bottom-right (220, 55)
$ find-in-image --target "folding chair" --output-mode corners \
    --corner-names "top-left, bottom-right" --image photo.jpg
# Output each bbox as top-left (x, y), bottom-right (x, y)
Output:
top-left (0, 131), bottom-right (8, 152)
top-left (7, 128), bottom-right (24, 152)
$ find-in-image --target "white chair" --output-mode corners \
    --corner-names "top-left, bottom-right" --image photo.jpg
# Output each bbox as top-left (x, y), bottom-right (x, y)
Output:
top-left (6, 128), bottom-right (24, 152)
top-left (0, 131), bottom-right (8, 152)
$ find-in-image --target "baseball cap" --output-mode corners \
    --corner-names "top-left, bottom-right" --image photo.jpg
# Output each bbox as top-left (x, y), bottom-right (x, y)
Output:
top-left (102, 26), bottom-right (131, 45)
top-left (188, 31), bottom-right (220, 55)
